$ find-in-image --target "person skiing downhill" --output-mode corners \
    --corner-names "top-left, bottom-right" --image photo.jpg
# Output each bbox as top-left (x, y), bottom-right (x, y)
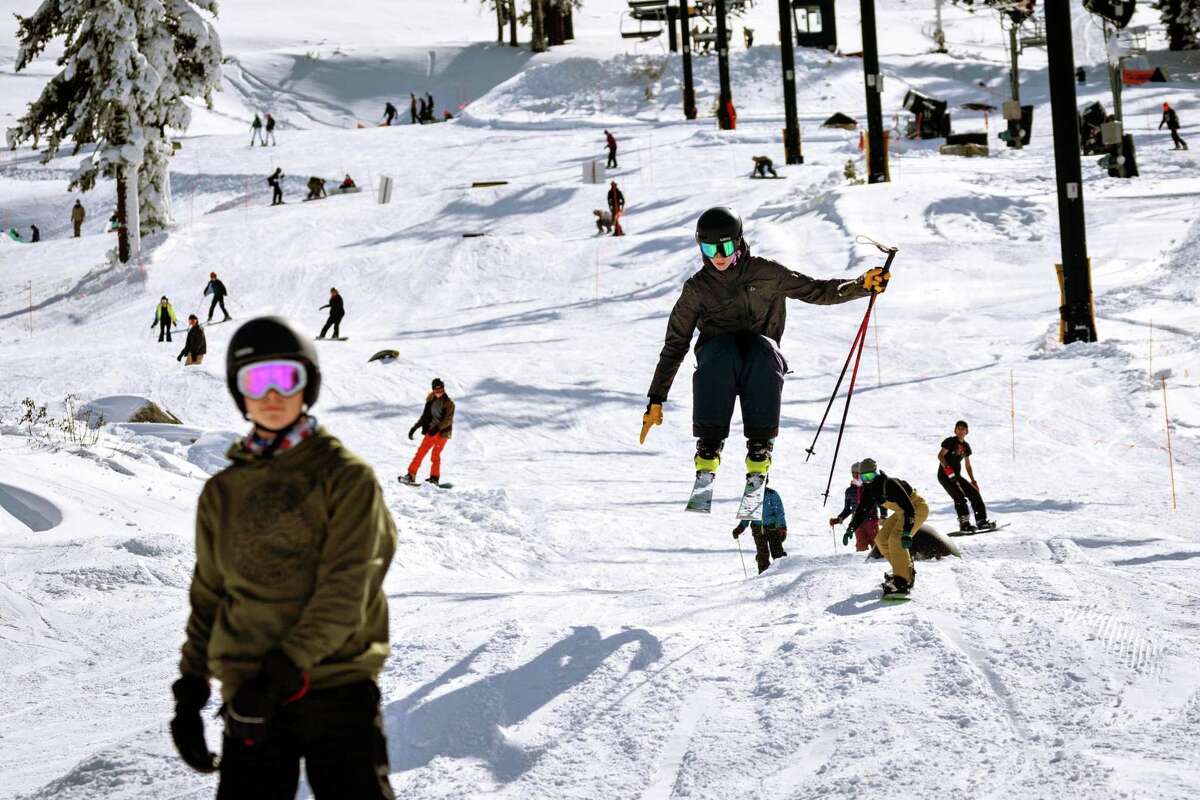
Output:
top-left (830, 461), bottom-right (888, 551)
top-left (205, 272), bottom-right (232, 323)
top-left (152, 296), bottom-right (178, 342)
top-left (937, 419), bottom-right (995, 534)
top-left (268, 167), bottom-right (285, 206)
top-left (732, 480), bottom-right (788, 573)
top-left (639, 207), bottom-right (890, 489)
top-left (170, 316), bottom-right (397, 799)
top-left (843, 458), bottom-right (927, 599)
top-left (401, 378), bottom-right (455, 486)
top-left (317, 288), bottom-right (345, 339)
top-left (1159, 102), bottom-right (1188, 150)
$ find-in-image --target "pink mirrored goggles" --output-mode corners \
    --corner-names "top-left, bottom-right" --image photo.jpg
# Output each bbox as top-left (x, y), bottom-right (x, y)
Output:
top-left (236, 360), bottom-right (308, 400)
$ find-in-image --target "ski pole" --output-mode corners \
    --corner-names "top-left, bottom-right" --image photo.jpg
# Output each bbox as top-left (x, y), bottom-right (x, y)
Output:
top-left (831, 523), bottom-right (837, 554)
top-left (735, 536), bottom-right (749, 579)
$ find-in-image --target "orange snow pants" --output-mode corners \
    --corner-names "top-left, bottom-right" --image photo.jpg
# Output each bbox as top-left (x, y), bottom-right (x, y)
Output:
top-left (408, 433), bottom-right (447, 478)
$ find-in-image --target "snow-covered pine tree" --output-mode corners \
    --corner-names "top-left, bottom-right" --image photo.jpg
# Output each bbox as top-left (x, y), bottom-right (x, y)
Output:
top-left (1154, 1), bottom-right (1200, 50)
top-left (8, 0), bottom-right (222, 258)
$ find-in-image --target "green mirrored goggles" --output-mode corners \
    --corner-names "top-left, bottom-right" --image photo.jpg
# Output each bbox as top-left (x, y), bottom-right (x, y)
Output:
top-left (699, 239), bottom-right (737, 259)
top-left (860, 471), bottom-right (878, 482)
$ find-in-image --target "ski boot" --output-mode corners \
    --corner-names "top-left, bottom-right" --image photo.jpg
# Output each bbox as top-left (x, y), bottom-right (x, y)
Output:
top-left (881, 574), bottom-right (911, 600)
top-left (399, 473), bottom-right (418, 485)
top-left (956, 516), bottom-right (976, 535)
top-left (694, 438), bottom-right (723, 475)
top-left (974, 518), bottom-right (997, 532)
top-left (426, 476), bottom-right (440, 486)
top-left (745, 437), bottom-right (773, 478)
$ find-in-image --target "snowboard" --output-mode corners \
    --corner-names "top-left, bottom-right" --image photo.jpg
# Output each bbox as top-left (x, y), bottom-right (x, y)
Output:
top-left (399, 476), bottom-right (453, 490)
top-left (882, 593), bottom-right (912, 603)
top-left (749, 175), bottom-right (786, 179)
top-left (735, 473), bottom-right (766, 521)
top-left (685, 472), bottom-right (716, 513)
top-left (947, 521), bottom-right (1007, 537)
top-left (315, 336), bottom-right (349, 341)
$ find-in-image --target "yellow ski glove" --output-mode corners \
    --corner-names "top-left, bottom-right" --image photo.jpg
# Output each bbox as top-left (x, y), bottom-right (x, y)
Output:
top-left (862, 267), bottom-right (890, 293)
top-left (639, 403), bottom-right (663, 444)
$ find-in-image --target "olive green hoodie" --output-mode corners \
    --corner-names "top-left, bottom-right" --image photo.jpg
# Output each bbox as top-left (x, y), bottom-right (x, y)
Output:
top-left (179, 427), bottom-right (396, 700)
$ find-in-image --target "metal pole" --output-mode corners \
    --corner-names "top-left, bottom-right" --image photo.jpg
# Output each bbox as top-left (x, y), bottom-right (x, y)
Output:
top-left (1104, 22), bottom-right (1124, 122)
top-left (1044, 0), bottom-right (1096, 343)
top-left (860, 0), bottom-right (887, 183)
top-left (1008, 22), bottom-right (1023, 150)
top-left (716, 0), bottom-right (734, 129)
top-left (667, 4), bottom-right (678, 53)
top-left (778, 0), bottom-right (803, 163)
top-left (680, 2), bottom-right (697, 120)
top-left (934, 0), bottom-right (946, 52)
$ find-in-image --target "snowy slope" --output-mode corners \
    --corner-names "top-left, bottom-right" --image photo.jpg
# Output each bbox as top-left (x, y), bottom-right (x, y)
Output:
top-left (2, 1), bottom-right (1199, 799)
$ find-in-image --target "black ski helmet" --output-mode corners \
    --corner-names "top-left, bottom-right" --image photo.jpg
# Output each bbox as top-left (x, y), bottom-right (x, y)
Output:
top-left (695, 206), bottom-right (743, 247)
top-left (226, 316), bottom-right (321, 414)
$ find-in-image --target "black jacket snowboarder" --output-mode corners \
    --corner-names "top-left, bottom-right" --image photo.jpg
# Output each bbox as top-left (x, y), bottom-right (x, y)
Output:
top-left (205, 272), bottom-right (231, 322)
top-left (177, 316), bottom-right (207, 365)
top-left (264, 113), bottom-right (277, 146)
top-left (845, 459), bottom-right (928, 598)
top-left (30, 224), bottom-right (40, 242)
top-left (384, 102), bottom-right (398, 125)
top-left (937, 420), bottom-right (993, 532)
top-left (268, 167), bottom-right (284, 205)
top-left (318, 288), bottom-right (345, 339)
top-left (751, 156), bottom-right (778, 178)
top-left (1160, 103), bottom-right (1188, 150)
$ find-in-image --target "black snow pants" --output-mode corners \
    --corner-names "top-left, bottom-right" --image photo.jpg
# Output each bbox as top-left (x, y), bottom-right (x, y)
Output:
top-left (606, 147), bottom-right (617, 168)
top-left (209, 295), bottom-right (230, 321)
top-left (158, 318), bottom-right (172, 342)
top-left (937, 470), bottom-right (987, 522)
top-left (217, 681), bottom-right (394, 800)
top-left (319, 313), bottom-right (343, 339)
top-left (693, 333), bottom-right (787, 442)
top-left (1170, 129), bottom-right (1188, 149)
top-left (271, 183), bottom-right (283, 205)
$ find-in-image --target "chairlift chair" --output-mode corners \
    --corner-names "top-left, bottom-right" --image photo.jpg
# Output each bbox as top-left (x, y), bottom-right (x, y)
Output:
top-left (1019, 15), bottom-right (1046, 52)
top-left (621, 1), bottom-right (667, 40)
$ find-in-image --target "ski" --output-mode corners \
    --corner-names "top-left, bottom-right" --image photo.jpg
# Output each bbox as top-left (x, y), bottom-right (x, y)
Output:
top-left (315, 337), bottom-right (349, 341)
top-left (685, 471), bottom-right (716, 513)
top-left (735, 473), bottom-right (766, 521)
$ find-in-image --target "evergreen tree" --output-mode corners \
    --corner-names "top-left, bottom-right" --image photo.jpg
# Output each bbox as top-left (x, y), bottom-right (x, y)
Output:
top-left (1154, 0), bottom-right (1200, 50)
top-left (8, 0), bottom-right (222, 251)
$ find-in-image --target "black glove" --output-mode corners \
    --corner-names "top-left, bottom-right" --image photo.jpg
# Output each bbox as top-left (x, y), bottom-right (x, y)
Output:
top-left (408, 424), bottom-right (419, 440)
top-left (177, 354), bottom-right (183, 362)
top-left (171, 675), bottom-right (219, 773)
top-left (151, 320), bottom-right (157, 328)
top-left (225, 650), bottom-right (307, 745)
top-left (842, 528), bottom-right (854, 547)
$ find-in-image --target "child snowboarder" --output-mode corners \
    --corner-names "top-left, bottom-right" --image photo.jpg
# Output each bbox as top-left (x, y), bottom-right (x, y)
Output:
top-left (938, 419), bottom-right (995, 534)
top-left (317, 288), bottom-right (345, 339)
top-left (402, 378), bottom-right (455, 486)
top-left (151, 296), bottom-right (177, 342)
top-left (1159, 102), bottom-right (1188, 150)
top-left (205, 271), bottom-right (232, 323)
top-left (843, 458), bottom-right (927, 599)
top-left (177, 315), bottom-right (207, 365)
top-left (639, 207), bottom-right (889, 493)
top-left (170, 316), bottom-right (397, 798)
top-left (829, 461), bottom-right (887, 551)
top-left (732, 480), bottom-right (787, 573)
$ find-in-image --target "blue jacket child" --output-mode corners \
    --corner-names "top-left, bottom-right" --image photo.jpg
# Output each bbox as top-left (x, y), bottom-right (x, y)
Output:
top-left (732, 486), bottom-right (788, 574)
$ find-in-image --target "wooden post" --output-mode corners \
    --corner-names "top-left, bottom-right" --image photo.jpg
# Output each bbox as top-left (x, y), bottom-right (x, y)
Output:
top-left (1162, 376), bottom-right (1177, 511)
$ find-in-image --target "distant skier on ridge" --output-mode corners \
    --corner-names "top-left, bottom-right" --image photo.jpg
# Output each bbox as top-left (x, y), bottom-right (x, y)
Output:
top-left (638, 206), bottom-right (889, 512)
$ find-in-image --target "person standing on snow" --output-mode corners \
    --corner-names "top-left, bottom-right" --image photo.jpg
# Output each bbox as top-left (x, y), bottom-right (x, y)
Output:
top-left (401, 378), bottom-right (455, 486)
top-left (607, 181), bottom-right (626, 237)
top-left (177, 315), bottom-right (207, 366)
top-left (317, 288), bottom-right (345, 339)
top-left (1159, 102), bottom-right (1188, 150)
top-left (604, 129), bottom-right (618, 169)
top-left (937, 419), bottom-right (995, 534)
top-left (410, 93), bottom-right (418, 124)
top-left (638, 207), bottom-right (889, 484)
top-left (30, 224), bottom-right (40, 243)
top-left (152, 296), bottom-right (178, 343)
top-left (169, 316), bottom-right (397, 798)
top-left (268, 167), bottom-right (285, 206)
top-left (843, 458), bottom-right (926, 599)
top-left (830, 461), bottom-right (888, 551)
top-left (250, 113), bottom-right (264, 147)
top-left (424, 92), bottom-right (435, 122)
top-left (205, 271), bottom-right (232, 323)
top-left (71, 200), bottom-right (85, 237)
top-left (383, 102), bottom-right (398, 126)
top-left (264, 113), bottom-right (277, 146)
top-left (732, 480), bottom-right (787, 573)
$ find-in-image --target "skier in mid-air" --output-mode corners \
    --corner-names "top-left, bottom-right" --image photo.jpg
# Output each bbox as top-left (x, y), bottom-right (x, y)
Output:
top-left (170, 317), bottom-right (397, 798)
top-left (937, 419), bottom-right (995, 533)
top-left (638, 207), bottom-right (889, 502)
top-left (843, 458), bottom-right (926, 599)
top-left (732, 479), bottom-right (787, 573)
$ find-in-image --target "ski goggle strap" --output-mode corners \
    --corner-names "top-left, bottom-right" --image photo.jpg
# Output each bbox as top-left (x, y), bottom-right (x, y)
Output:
top-left (236, 360), bottom-right (308, 400)
top-left (860, 470), bottom-right (878, 482)
top-left (699, 239), bottom-right (737, 259)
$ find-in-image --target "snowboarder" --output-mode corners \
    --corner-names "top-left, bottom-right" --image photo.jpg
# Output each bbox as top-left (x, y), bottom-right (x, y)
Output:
top-left (383, 102), bottom-right (398, 126)
top-left (264, 113), bottom-right (277, 146)
top-left (830, 461), bottom-right (888, 551)
top-left (71, 200), bottom-right (85, 237)
top-left (151, 296), bottom-right (177, 342)
top-left (401, 378), bottom-right (455, 486)
top-left (268, 167), bottom-right (284, 206)
top-left (1160, 102), bottom-right (1188, 150)
top-left (639, 207), bottom-right (889, 487)
top-left (340, 175), bottom-right (357, 190)
top-left (417, 96), bottom-right (428, 123)
top-left (170, 316), bottom-right (397, 798)
top-left (317, 288), bottom-right (345, 339)
top-left (250, 113), bottom-right (264, 147)
top-left (607, 181), bottom-right (626, 237)
top-left (425, 93), bottom-right (434, 122)
top-left (205, 271), bottom-right (232, 323)
top-left (732, 480), bottom-right (787, 573)
top-left (30, 224), bottom-right (40, 243)
top-left (751, 156), bottom-right (778, 178)
top-left (843, 458), bottom-right (927, 599)
top-left (594, 208), bottom-right (614, 235)
top-left (604, 129), bottom-right (618, 169)
top-left (177, 315), bottom-right (207, 366)
top-left (305, 176), bottom-right (327, 201)
top-left (410, 93), bottom-right (418, 124)
top-left (937, 419), bottom-right (995, 533)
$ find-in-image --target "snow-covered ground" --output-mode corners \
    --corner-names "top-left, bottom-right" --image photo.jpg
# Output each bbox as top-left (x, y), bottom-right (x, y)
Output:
top-left (2, 1), bottom-right (1199, 798)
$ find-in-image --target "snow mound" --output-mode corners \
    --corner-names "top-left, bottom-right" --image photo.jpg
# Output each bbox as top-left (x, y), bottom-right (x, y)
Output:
top-left (0, 482), bottom-right (63, 533)
top-left (80, 395), bottom-right (182, 427)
